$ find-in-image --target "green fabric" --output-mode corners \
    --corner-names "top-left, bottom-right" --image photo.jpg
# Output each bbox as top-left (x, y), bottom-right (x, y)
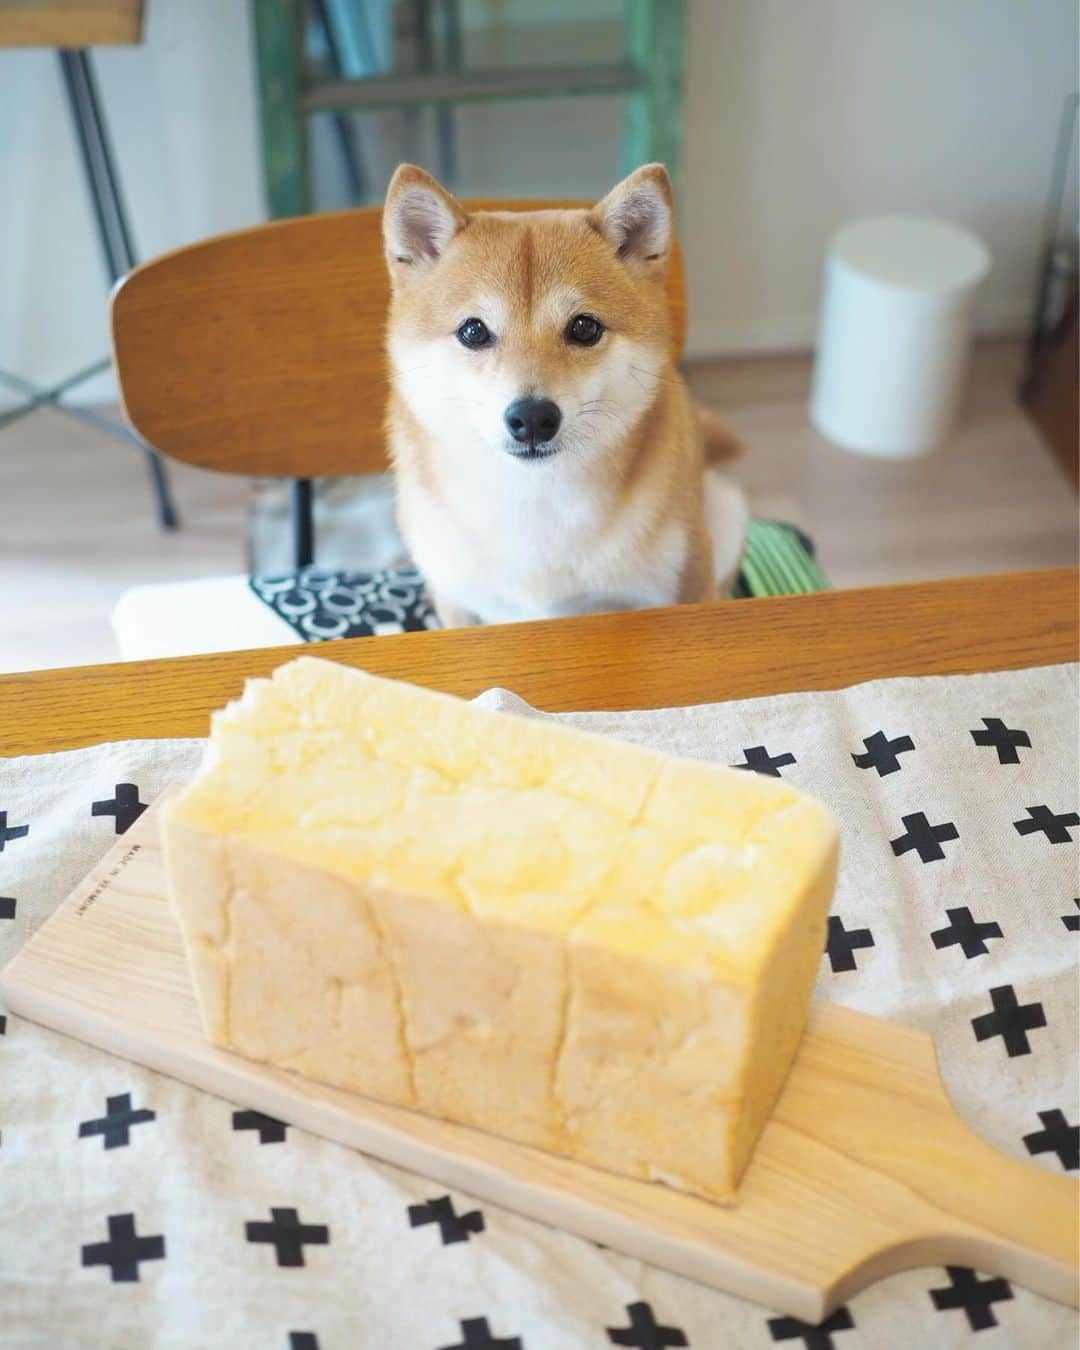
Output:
top-left (735, 521), bottom-right (830, 599)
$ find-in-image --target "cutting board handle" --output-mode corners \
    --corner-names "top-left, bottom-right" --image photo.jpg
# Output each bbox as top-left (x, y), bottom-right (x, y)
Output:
top-left (841, 1115), bottom-right (1078, 1311)
top-left (783, 1004), bottom-right (1079, 1314)
top-left (944, 1127), bottom-right (1078, 1302)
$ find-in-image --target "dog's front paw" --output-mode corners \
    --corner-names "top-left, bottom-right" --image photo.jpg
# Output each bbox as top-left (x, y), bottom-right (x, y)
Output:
top-left (703, 469), bottom-right (749, 596)
top-left (430, 592), bottom-right (482, 629)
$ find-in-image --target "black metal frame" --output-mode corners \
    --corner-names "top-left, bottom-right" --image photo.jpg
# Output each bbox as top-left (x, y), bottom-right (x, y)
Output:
top-left (1023, 92), bottom-right (1079, 386)
top-left (0, 50), bottom-right (177, 530)
top-left (291, 478), bottom-right (315, 569)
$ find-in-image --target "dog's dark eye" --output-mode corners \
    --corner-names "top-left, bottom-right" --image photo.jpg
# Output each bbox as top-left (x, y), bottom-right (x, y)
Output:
top-left (566, 314), bottom-right (604, 346)
top-left (456, 317), bottom-right (493, 349)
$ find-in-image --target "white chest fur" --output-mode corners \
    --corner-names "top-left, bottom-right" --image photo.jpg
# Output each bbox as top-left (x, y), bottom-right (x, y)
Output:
top-left (404, 452), bottom-right (690, 624)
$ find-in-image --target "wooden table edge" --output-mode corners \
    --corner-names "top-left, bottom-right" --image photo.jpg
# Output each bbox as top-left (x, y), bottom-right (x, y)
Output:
top-left (1, 569), bottom-right (1076, 756)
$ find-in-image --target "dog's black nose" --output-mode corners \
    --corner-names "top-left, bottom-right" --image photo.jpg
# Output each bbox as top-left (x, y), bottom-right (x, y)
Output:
top-left (504, 397), bottom-right (562, 446)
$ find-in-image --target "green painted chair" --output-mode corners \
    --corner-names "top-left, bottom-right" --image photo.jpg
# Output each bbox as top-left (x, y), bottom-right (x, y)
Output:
top-left (251, 0), bottom-right (687, 218)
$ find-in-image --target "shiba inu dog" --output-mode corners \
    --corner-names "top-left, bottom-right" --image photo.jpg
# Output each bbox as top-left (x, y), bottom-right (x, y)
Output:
top-left (382, 162), bottom-right (747, 627)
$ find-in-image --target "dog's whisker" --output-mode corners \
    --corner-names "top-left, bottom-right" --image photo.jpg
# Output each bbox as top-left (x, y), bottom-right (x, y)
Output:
top-left (578, 407), bottom-right (629, 435)
top-left (629, 362), bottom-right (684, 391)
top-left (627, 368), bottom-right (651, 395)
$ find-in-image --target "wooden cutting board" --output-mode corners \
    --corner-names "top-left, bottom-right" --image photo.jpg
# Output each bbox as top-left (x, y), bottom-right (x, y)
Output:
top-left (2, 794), bottom-right (1076, 1323)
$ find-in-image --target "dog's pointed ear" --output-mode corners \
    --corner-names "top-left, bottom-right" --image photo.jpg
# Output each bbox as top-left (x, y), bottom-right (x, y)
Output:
top-left (589, 163), bottom-right (672, 271)
top-left (383, 164), bottom-right (467, 274)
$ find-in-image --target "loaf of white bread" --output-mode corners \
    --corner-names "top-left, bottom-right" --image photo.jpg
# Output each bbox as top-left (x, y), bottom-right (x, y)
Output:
top-left (162, 657), bottom-right (838, 1203)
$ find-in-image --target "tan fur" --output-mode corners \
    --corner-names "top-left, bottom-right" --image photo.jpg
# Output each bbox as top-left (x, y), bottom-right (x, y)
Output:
top-left (697, 405), bottom-right (743, 464)
top-left (382, 163), bottom-right (743, 626)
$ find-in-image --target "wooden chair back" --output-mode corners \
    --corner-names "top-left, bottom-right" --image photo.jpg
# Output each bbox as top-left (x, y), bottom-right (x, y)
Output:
top-left (0, 0), bottom-right (143, 47)
top-left (110, 201), bottom-right (688, 479)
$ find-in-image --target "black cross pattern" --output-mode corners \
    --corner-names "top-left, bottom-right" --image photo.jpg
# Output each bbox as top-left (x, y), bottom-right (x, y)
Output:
top-left (1064, 899), bottom-right (1080, 932)
top-left (824, 916), bottom-right (875, 973)
top-left (929, 1266), bottom-right (1014, 1331)
top-left (81, 1212), bottom-right (165, 1282)
top-left (852, 730), bottom-right (915, 777)
top-left (607, 1300), bottom-right (688, 1348)
top-left (931, 907), bottom-right (1003, 959)
top-left (245, 1208), bottom-right (330, 1267)
top-left (408, 1194), bottom-right (485, 1245)
top-left (79, 1093), bottom-right (156, 1150)
top-left (970, 717), bottom-right (1031, 764)
top-left (767, 1307), bottom-right (855, 1348)
top-left (233, 1108), bottom-right (288, 1144)
top-left (1013, 805), bottom-right (1079, 844)
top-left (438, 1317), bottom-right (523, 1350)
top-left (890, 812), bottom-right (959, 863)
top-left (971, 985), bottom-right (1047, 1058)
top-left (1022, 1109), bottom-right (1079, 1171)
top-left (0, 811), bottom-right (29, 852)
top-left (91, 783), bottom-right (148, 835)
top-left (732, 744), bottom-right (797, 777)
top-left (289, 1335), bottom-right (320, 1350)
top-left (0, 897), bottom-right (15, 920)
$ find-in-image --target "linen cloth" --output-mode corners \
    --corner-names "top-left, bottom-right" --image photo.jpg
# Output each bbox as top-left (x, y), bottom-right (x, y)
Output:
top-left (1, 663), bottom-right (1077, 1350)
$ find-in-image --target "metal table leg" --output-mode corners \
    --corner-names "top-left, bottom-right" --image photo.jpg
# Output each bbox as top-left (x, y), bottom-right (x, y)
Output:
top-left (57, 48), bottom-right (179, 531)
top-left (292, 477), bottom-right (315, 569)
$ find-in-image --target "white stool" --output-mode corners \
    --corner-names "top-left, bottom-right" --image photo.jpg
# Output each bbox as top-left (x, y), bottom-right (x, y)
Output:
top-left (811, 216), bottom-right (991, 458)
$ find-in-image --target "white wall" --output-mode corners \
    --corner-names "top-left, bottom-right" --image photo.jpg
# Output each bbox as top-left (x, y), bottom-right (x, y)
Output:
top-left (680, 0), bottom-right (1079, 355)
top-left (1, 0), bottom-right (1076, 400)
top-left (0, 0), bottom-right (263, 405)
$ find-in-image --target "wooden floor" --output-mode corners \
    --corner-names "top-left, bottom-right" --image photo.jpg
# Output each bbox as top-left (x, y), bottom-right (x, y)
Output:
top-left (688, 341), bottom-right (1077, 589)
top-left (1, 341), bottom-right (1075, 675)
